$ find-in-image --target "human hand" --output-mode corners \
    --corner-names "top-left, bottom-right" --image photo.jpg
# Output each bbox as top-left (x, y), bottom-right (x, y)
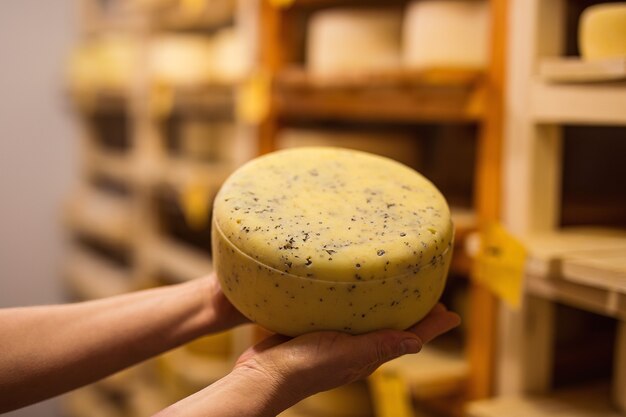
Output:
top-left (233, 303), bottom-right (460, 407)
top-left (202, 272), bottom-right (249, 333)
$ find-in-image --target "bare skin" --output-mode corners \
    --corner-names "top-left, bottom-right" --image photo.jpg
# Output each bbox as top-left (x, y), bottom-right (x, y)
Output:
top-left (0, 273), bottom-right (460, 415)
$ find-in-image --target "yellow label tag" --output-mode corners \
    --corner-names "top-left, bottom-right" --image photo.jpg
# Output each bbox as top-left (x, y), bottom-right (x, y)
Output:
top-left (269, 0), bottom-right (295, 8)
top-left (472, 222), bottom-right (527, 308)
top-left (236, 72), bottom-right (271, 124)
top-left (369, 370), bottom-right (415, 417)
top-left (180, 181), bottom-right (211, 230)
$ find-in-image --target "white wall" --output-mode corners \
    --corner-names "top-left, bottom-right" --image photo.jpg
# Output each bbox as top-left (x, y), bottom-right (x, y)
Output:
top-left (0, 0), bottom-right (77, 415)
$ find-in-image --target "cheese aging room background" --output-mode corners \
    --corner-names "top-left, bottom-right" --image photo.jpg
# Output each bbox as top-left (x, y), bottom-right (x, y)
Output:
top-left (1, 0), bottom-right (625, 416)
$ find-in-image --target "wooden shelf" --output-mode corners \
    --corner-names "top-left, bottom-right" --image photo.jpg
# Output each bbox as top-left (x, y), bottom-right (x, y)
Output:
top-left (168, 86), bottom-right (235, 118)
top-left (86, 149), bottom-right (135, 185)
top-left (539, 57), bottom-right (626, 84)
top-left (277, 0), bottom-right (407, 10)
top-left (530, 80), bottom-right (626, 125)
top-left (467, 383), bottom-right (622, 417)
top-left (150, 239), bottom-right (213, 282)
top-left (523, 227), bottom-right (626, 279)
top-left (380, 344), bottom-right (468, 399)
top-left (274, 68), bottom-right (485, 123)
top-left (526, 273), bottom-right (626, 321)
top-left (64, 246), bottom-right (135, 300)
top-left (563, 250), bottom-right (626, 294)
top-left (65, 188), bottom-right (133, 246)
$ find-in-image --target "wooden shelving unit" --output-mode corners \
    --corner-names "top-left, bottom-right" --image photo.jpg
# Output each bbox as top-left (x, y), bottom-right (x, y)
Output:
top-left (63, 1), bottom-right (256, 416)
top-left (256, 0), bottom-right (509, 411)
top-left (471, 0), bottom-right (626, 415)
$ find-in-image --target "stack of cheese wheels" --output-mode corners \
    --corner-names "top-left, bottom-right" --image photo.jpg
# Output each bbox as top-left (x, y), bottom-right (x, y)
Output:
top-left (306, 9), bottom-right (402, 76)
top-left (212, 148), bottom-right (453, 336)
top-left (403, 0), bottom-right (490, 69)
top-left (579, 3), bottom-right (626, 60)
top-left (149, 35), bottom-right (214, 87)
top-left (277, 128), bottom-right (422, 169)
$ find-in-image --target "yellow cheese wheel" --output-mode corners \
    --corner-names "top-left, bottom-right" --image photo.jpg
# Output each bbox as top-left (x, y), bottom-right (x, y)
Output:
top-left (579, 3), bottom-right (626, 60)
top-left (212, 148), bottom-right (452, 336)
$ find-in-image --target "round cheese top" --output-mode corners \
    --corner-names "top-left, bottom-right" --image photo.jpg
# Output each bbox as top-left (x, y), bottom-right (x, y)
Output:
top-left (213, 147), bottom-right (452, 283)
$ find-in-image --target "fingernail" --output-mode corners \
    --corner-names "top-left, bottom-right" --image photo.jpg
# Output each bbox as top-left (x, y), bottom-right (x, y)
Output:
top-left (400, 338), bottom-right (421, 355)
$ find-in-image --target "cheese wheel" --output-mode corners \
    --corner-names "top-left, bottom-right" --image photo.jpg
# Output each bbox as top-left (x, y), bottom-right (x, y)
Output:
top-left (211, 27), bottom-right (250, 84)
top-left (212, 148), bottom-right (452, 336)
top-left (403, 0), bottom-right (490, 69)
top-left (579, 3), bottom-right (626, 60)
top-left (149, 35), bottom-right (214, 87)
top-left (306, 9), bottom-right (402, 76)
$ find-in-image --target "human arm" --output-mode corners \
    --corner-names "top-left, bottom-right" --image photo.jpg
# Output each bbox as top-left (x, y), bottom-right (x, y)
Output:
top-left (155, 303), bottom-right (461, 417)
top-left (0, 273), bottom-right (246, 412)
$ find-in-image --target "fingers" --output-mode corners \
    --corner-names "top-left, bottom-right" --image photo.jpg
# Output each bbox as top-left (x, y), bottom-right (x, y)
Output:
top-left (407, 304), bottom-right (461, 344)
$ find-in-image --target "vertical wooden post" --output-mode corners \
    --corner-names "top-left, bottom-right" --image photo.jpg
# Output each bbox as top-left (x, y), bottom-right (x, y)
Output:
top-left (466, 0), bottom-right (508, 400)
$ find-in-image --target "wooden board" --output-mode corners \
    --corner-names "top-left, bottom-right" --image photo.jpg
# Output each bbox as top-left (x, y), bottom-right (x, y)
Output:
top-left (149, 239), bottom-right (213, 282)
top-left (467, 383), bottom-right (622, 417)
top-left (526, 273), bottom-right (626, 320)
top-left (563, 249), bottom-right (626, 294)
top-left (274, 68), bottom-right (485, 123)
top-left (530, 80), bottom-right (626, 126)
top-left (539, 57), bottom-right (626, 83)
top-left (64, 188), bottom-right (133, 246)
top-left (523, 228), bottom-right (626, 279)
top-left (64, 245), bottom-right (135, 300)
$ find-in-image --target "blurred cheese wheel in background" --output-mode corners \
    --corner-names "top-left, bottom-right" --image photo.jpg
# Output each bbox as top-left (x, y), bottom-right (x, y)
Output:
top-left (579, 3), bottom-right (626, 60)
top-left (180, 120), bottom-right (237, 163)
top-left (211, 27), bottom-right (250, 84)
top-left (403, 0), bottom-right (490, 69)
top-left (149, 35), bottom-right (214, 87)
top-left (291, 382), bottom-right (373, 417)
top-left (277, 128), bottom-right (422, 169)
top-left (306, 8), bottom-right (402, 76)
top-left (68, 35), bottom-right (137, 93)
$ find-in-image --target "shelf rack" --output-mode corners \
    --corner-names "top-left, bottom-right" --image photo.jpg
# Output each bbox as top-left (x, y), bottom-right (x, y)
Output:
top-left (471, 0), bottom-right (626, 415)
top-left (63, 1), bottom-right (256, 416)
top-left (255, 0), bottom-right (509, 407)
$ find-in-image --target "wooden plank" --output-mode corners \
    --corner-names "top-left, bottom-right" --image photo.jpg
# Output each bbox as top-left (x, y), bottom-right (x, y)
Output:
top-left (149, 239), bottom-right (213, 283)
top-left (467, 383), bottom-right (621, 417)
top-left (64, 188), bottom-right (133, 246)
top-left (64, 246), bottom-right (135, 300)
top-left (614, 321), bottom-right (626, 414)
top-left (539, 57), bottom-right (626, 83)
top-left (276, 67), bottom-right (484, 89)
top-left (526, 274), bottom-right (626, 320)
top-left (563, 250), bottom-right (626, 294)
top-left (522, 296), bottom-right (555, 394)
top-left (467, 0), bottom-right (508, 400)
top-left (524, 228), bottom-right (626, 279)
top-left (275, 81), bottom-right (485, 123)
top-left (530, 81), bottom-right (626, 126)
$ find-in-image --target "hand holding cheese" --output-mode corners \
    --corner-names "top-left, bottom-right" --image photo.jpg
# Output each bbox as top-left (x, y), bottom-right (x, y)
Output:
top-left (213, 147), bottom-right (454, 336)
top-left (158, 303), bottom-right (460, 417)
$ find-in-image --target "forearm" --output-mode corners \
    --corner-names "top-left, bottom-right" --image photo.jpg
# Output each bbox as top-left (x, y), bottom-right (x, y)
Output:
top-left (155, 366), bottom-right (300, 417)
top-left (0, 278), bottom-right (224, 412)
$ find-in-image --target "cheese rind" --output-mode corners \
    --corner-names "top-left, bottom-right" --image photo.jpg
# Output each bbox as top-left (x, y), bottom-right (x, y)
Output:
top-left (579, 4), bottom-right (626, 60)
top-left (212, 148), bottom-right (452, 335)
top-left (403, 0), bottom-right (490, 69)
top-left (306, 9), bottom-right (402, 76)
